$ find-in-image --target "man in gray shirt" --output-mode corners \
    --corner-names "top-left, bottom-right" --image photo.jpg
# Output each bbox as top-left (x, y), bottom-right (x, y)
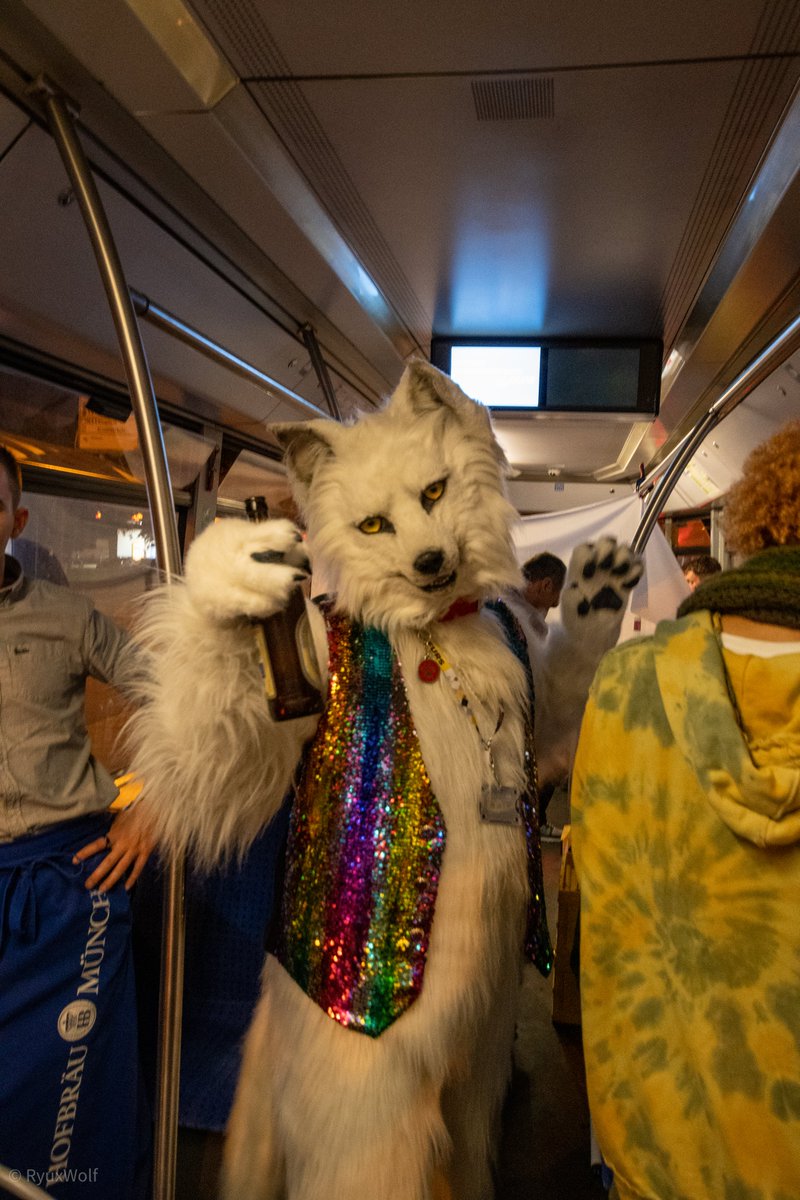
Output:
top-left (0, 444), bottom-right (153, 1199)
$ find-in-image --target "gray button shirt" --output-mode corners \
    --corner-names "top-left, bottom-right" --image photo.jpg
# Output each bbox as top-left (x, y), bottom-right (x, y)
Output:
top-left (0, 557), bottom-right (132, 841)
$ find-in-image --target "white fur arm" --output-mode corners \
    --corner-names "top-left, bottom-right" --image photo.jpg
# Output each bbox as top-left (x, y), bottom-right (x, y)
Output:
top-left (125, 519), bottom-right (321, 869)
top-left (531, 537), bottom-right (642, 784)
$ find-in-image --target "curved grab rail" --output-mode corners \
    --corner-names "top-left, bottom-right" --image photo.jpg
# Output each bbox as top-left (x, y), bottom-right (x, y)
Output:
top-left (632, 311), bottom-right (800, 555)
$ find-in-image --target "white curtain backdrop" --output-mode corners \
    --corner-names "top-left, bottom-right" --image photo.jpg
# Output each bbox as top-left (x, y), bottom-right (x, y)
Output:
top-left (513, 493), bottom-right (690, 638)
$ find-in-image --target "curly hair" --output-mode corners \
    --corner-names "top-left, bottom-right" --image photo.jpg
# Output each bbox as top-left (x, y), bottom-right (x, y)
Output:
top-left (723, 419), bottom-right (800, 555)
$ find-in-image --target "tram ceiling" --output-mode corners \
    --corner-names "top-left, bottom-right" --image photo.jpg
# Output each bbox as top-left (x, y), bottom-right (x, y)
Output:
top-left (0, 96), bottom-right (362, 439)
top-left (0, 0), bottom-right (799, 507)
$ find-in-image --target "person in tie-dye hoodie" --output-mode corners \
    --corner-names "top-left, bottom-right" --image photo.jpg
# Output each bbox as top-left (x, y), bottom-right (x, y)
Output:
top-left (571, 420), bottom-right (800, 1200)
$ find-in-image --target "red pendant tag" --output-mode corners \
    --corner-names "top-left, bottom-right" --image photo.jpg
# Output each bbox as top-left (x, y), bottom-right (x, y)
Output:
top-left (418, 658), bottom-right (440, 683)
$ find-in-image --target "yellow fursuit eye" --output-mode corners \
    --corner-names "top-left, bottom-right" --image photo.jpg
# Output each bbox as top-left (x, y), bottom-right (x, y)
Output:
top-left (422, 480), bottom-right (446, 503)
top-left (358, 516), bottom-right (384, 535)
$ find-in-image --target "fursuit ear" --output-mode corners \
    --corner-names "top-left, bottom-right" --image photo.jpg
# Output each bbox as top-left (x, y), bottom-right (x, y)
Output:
top-left (271, 420), bottom-right (337, 506)
top-left (391, 360), bottom-right (510, 472)
top-left (393, 360), bottom-right (470, 416)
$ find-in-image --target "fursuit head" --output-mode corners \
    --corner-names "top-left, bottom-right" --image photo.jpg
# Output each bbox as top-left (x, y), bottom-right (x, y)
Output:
top-left (128, 360), bottom-right (640, 1200)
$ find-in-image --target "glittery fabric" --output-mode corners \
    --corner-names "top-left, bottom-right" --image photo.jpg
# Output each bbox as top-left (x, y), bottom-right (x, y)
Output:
top-left (487, 601), bottom-right (553, 977)
top-left (277, 608), bottom-right (447, 1037)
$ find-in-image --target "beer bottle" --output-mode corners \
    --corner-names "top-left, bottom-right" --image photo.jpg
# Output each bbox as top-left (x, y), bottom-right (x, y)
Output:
top-left (245, 496), bottom-right (323, 721)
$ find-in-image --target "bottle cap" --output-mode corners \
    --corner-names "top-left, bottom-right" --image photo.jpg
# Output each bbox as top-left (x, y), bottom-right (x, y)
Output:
top-left (245, 495), bottom-right (270, 522)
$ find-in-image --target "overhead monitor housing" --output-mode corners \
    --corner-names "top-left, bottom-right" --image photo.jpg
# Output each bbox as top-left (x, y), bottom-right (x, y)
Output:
top-left (430, 336), bottom-right (662, 416)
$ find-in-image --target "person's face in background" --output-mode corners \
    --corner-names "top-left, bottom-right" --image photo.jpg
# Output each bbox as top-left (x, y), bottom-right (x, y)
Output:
top-left (524, 575), bottom-right (563, 614)
top-left (684, 568), bottom-right (701, 591)
top-left (0, 464), bottom-right (28, 567)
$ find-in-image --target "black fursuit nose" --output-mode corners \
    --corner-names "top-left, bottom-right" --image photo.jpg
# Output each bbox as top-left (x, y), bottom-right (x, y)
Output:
top-left (414, 549), bottom-right (445, 576)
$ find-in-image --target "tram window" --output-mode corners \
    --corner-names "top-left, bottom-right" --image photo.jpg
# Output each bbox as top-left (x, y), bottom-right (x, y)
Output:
top-left (1, 367), bottom-right (140, 484)
top-left (1, 363), bottom-right (163, 773)
top-left (0, 356), bottom-right (292, 765)
top-left (13, 494), bottom-right (158, 595)
top-left (11, 494), bottom-right (159, 773)
top-left (0, 360), bottom-right (215, 491)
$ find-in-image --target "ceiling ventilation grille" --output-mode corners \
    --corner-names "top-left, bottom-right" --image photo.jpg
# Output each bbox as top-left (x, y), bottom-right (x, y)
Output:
top-left (472, 76), bottom-right (554, 121)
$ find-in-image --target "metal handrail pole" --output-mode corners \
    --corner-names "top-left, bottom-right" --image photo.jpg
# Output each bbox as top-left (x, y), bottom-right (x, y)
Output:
top-left (630, 411), bottom-right (720, 556)
top-left (39, 95), bottom-right (182, 575)
top-left (631, 311), bottom-right (800, 555)
top-left (300, 322), bottom-right (342, 419)
top-left (129, 290), bottom-right (332, 419)
top-left (38, 85), bottom-right (185, 1200)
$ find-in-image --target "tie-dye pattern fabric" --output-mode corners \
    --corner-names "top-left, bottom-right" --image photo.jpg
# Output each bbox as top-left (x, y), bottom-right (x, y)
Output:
top-left (278, 609), bottom-right (446, 1038)
top-left (572, 611), bottom-right (800, 1200)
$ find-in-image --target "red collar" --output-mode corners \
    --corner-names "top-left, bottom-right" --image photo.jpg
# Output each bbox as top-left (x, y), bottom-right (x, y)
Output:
top-left (440, 597), bottom-right (481, 622)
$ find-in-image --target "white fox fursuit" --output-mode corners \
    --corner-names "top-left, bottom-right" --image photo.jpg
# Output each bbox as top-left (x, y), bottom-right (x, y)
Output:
top-left (128, 361), bottom-right (639, 1199)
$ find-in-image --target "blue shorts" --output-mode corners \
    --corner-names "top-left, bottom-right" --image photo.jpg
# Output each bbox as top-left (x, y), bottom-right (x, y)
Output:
top-left (0, 813), bottom-right (150, 1199)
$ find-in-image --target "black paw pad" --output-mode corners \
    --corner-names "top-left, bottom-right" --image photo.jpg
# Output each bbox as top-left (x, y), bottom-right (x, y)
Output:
top-left (251, 550), bottom-right (285, 563)
top-left (591, 586), bottom-right (623, 612)
top-left (577, 598), bottom-right (591, 616)
top-left (582, 561), bottom-right (597, 580)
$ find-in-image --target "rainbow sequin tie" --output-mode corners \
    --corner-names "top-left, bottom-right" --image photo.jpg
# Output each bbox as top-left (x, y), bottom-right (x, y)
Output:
top-left (277, 609), bottom-right (447, 1037)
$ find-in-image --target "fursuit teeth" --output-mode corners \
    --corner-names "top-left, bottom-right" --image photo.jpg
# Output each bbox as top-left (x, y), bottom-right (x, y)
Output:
top-left (278, 608), bottom-right (447, 1037)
